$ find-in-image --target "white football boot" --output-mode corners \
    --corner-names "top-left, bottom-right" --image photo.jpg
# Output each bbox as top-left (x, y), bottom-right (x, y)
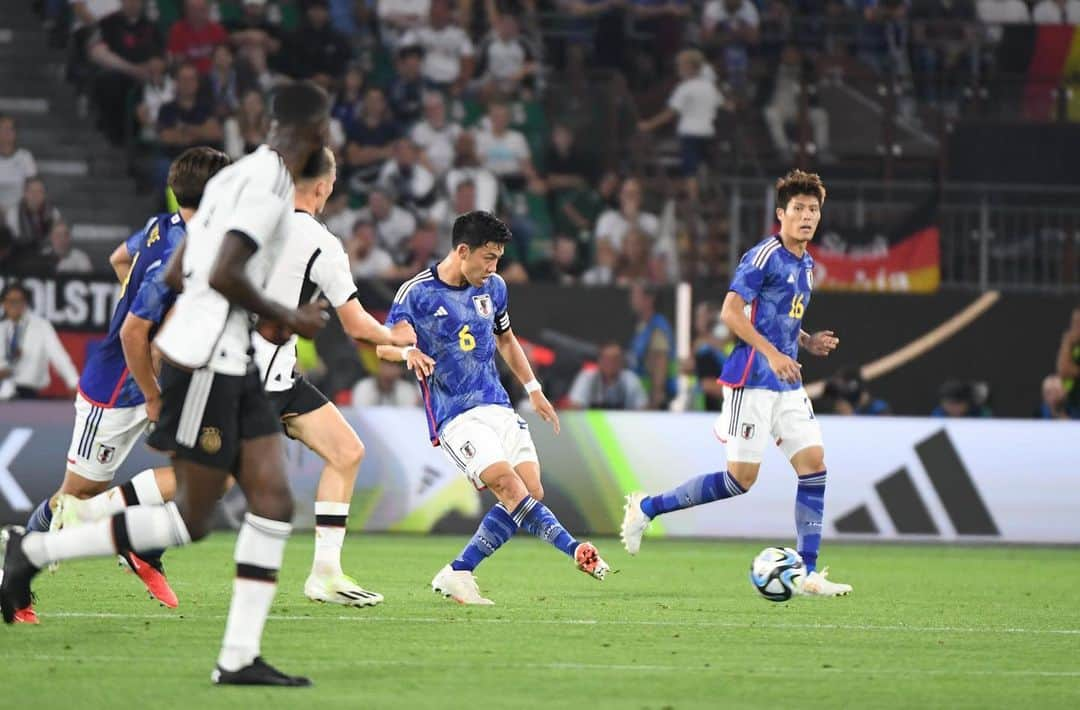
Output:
top-left (305, 572), bottom-right (384, 607)
top-left (799, 567), bottom-right (852, 597)
top-left (619, 492), bottom-right (651, 555)
top-left (431, 564), bottom-right (494, 605)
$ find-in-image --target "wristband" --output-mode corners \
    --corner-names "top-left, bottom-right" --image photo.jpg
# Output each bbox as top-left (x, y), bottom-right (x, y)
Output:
top-left (401, 346), bottom-right (417, 359)
top-left (524, 379), bottom-right (541, 394)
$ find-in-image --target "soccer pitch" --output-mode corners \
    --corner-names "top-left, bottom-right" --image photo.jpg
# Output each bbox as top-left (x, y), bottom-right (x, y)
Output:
top-left (4, 535), bottom-right (1078, 709)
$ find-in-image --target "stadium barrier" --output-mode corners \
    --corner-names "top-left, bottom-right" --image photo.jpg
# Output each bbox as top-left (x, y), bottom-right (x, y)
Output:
top-left (2, 403), bottom-right (1077, 543)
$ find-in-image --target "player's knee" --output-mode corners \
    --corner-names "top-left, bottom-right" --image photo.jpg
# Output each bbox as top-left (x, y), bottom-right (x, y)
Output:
top-left (329, 435), bottom-right (365, 472)
top-left (247, 484), bottom-right (295, 523)
top-left (176, 506), bottom-right (212, 542)
top-left (728, 466), bottom-right (760, 491)
top-left (527, 482), bottom-right (544, 502)
top-left (485, 471), bottom-right (527, 508)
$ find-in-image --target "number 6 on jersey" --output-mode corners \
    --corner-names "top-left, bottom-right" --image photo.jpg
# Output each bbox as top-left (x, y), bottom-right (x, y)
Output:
top-left (458, 324), bottom-right (476, 351)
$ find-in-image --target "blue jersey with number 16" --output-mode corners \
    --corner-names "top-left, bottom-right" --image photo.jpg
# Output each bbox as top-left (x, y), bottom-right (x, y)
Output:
top-left (386, 267), bottom-right (513, 442)
top-left (719, 234), bottom-right (815, 392)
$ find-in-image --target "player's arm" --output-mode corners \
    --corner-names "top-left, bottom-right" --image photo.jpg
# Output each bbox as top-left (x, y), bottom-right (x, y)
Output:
top-left (162, 240), bottom-right (185, 292)
top-left (376, 340), bottom-right (436, 378)
top-left (495, 328), bottom-right (560, 433)
top-left (209, 231), bottom-right (324, 339)
top-left (638, 108), bottom-right (676, 134)
top-left (721, 291), bottom-right (801, 383)
top-left (120, 313), bottom-right (161, 419)
top-left (338, 299), bottom-right (415, 347)
top-left (798, 328), bottom-right (839, 357)
top-left (109, 242), bottom-right (134, 282)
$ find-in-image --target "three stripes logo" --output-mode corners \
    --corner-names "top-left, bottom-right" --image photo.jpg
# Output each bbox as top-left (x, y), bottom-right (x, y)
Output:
top-left (834, 430), bottom-right (1000, 537)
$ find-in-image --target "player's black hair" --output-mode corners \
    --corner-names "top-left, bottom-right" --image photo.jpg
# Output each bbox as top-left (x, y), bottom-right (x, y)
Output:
top-left (168, 146), bottom-right (231, 209)
top-left (296, 146), bottom-right (336, 183)
top-left (452, 211), bottom-right (512, 249)
top-left (776, 169), bottom-right (826, 209)
top-left (270, 80), bottom-right (331, 128)
top-left (1, 281), bottom-right (32, 308)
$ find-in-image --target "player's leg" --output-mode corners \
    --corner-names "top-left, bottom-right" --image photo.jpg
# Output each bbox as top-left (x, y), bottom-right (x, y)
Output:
top-left (620, 387), bottom-right (765, 554)
top-left (280, 392), bottom-right (382, 607)
top-left (776, 389), bottom-right (850, 596)
top-left (63, 467), bottom-right (177, 526)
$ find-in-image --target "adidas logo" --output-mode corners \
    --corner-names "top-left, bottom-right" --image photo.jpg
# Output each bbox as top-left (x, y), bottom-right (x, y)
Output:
top-left (434, 306), bottom-right (448, 317)
top-left (835, 430), bottom-right (999, 537)
top-left (787, 274), bottom-right (796, 283)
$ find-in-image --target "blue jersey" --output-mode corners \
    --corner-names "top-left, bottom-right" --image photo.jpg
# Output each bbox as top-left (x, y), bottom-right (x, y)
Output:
top-left (78, 213), bottom-right (184, 408)
top-left (719, 235), bottom-right (814, 392)
top-left (386, 267), bottom-right (513, 441)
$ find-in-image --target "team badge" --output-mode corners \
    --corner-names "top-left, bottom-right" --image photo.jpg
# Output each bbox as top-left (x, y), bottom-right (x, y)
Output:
top-left (96, 444), bottom-right (115, 464)
top-left (460, 441), bottom-right (476, 460)
top-left (472, 294), bottom-right (493, 318)
top-left (199, 427), bottom-right (223, 454)
top-left (740, 423), bottom-right (756, 440)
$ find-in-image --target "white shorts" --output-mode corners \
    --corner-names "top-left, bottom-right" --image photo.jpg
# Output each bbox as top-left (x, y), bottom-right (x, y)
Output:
top-left (66, 393), bottom-right (150, 482)
top-left (439, 405), bottom-right (539, 490)
top-left (713, 386), bottom-right (823, 464)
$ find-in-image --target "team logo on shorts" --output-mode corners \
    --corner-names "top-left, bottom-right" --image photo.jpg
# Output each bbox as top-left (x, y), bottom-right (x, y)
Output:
top-left (96, 444), bottom-right (116, 464)
top-left (472, 294), bottom-right (493, 318)
top-left (460, 441), bottom-right (476, 460)
top-left (740, 423), bottom-right (756, 440)
top-left (199, 427), bottom-right (222, 455)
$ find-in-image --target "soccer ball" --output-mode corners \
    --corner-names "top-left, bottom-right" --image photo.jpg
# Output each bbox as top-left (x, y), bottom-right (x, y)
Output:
top-left (749, 546), bottom-right (806, 602)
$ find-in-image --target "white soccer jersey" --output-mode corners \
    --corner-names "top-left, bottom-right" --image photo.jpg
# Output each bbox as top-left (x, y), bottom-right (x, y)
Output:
top-left (253, 210), bottom-right (358, 392)
top-left (155, 145), bottom-right (295, 376)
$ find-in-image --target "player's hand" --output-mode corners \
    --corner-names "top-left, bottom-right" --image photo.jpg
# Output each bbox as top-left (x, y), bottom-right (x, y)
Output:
top-left (766, 350), bottom-right (802, 383)
top-left (804, 330), bottom-right (839, 357)
top-left (406, 348), bottom-right (435, 378)
top-left (530, 390), bottom-right (560, 434)
top-left (286, 302), bottom-right (329, 340)
top-left (145, 394), bottom-right (161, 423)
top-left (390, 320), bottom-right (417, 347)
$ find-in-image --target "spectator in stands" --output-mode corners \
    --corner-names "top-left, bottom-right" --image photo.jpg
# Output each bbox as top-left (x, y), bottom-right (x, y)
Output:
top-left (358, 186), bottom-right (417, 264)
top-left (46, 221), bottom-right (92, 274)
top-left (402, 0), bottom-right (475, 95)
top-left (582, 238), bottom-right (618, 286)
top-left (226, 0), bottom-right (285, 77)
top-left (411, 91), bottom-right (462, 177)
top-left (555, 169), bottom-right (619, 250)
top-left (627, 282), bottom-right (675, 409)
top-left (616, 228), bottom-right (665, 285)
top-left (932, 379), bottom-right (992, 417)
top-left (631, 0), bottom-right (691, 78)
top-left (0, 282), bottom-right (79, 400)
top-left (377, 0), bottom-right (430, 50)
top-left (345, 219), bottom-right (395, 279)
top-left (6, 177), bottom-right (62, 254)
top-left (702, 0), bottom-right (761, 90)
top-left (207, 44), bottom-right (240, 118)
top-left (223, 88), bottom-right (269, 159)
top-left (156, 63), bottom-right (223, 186)
top-left (475, 13), bottom-right (539, 99)
top-left (444, 131), bottom-right (500, 212)
top-left (977, 0), bottom-right (1032, 37)
top-left (529, 234), bottom-right (583, 284)
top-left (135, 54), bottom-right (176, 142)
top-left (1057, 304), bottom-right (1080, 416)
top-left (638, 49), bottom-right (724, 202)
top-left (345, 87), bottom-right (399, 193)
top-left (332, 65), bottom-right (366, 137)
top-left (88, 0), bottom-right (161, 146)
top-left (377, 138), bottom-right (437, 214)
top-left (351, 359), bottom-right (421, 407)
top-left (475, 102), bottom-right (538, 192)
top-left (824, 368), bottom-right (891, 415)
top-left (558, 0), bottom-right (629, 70)
top-left (432, 177), bottom-right (478, 252)
top-left (68, 0), bottom-right (122, 97)
top-left (762, 44), bottom-right (833, 163)
top-left (595, 177), bottom-right (659, 253)
top-left (909, 0), bottom-right (977, 106)
top-left (388, 220), bottom-right (440, 278)
top-left (691, 301), bottom-right (732, 411)
top-left (388, 45), bottom-right (426, 126)
top-left (566, 342), bottom-right (648, 410)
top-left (544, 122), bottom-right (594, 201)
top-left (1037, 374), bottom-right (1075, 419)
top-left (857, 0), bottom-right (912, 80)
top-left (288, 0), bottom-right (352, 83)
top-left (167, 0), bottom-right (229, 76)
top-left (1032, 0), bottom-right (1080, 23)
top-left (0, 115), bottom-right (38, 214)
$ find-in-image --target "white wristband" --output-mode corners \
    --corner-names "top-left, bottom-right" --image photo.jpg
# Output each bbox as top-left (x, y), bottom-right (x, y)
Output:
top-left (524, 379), bottom-right (541, 394)
top-left (401, 346), bottom-right (416, 360)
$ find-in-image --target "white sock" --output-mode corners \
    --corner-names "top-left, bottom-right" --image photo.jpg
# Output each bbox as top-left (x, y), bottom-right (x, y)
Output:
top-left (22, 502), bottom-right (191, 568)
top-left (218, 513), bottom-right (291, 672)
top-left (312, 501), bottom-right (349, 577)
top-left (80, 469), bottom-right (164, 522)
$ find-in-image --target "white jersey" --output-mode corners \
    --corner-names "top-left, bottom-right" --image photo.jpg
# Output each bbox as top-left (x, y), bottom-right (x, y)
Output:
top-left (155, 145), bottom-right (295, 376)
top-left (253, 210), bottom-right (357, 392)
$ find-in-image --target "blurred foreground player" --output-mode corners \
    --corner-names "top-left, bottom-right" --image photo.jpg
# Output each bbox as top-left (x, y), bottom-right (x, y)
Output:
top-left (2, 80), bottom-right (332, 686)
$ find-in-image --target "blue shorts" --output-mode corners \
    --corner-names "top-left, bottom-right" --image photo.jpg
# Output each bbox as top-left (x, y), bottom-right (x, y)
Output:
top-left (679, 136), bottom-right (710, 177)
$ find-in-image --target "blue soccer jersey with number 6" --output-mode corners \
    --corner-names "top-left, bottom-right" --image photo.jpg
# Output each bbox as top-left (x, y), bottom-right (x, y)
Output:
top-left (386, 267), bottom-right (513, 441)
top-left (719, 235), bottom-right (815, 392)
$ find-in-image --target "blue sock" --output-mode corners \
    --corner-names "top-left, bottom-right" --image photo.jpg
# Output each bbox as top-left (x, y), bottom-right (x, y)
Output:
top-left (640, 471), bottom-right (746, 519)
top-left (795, 471), bottom-right (827, 573)
top-left (26, 498), bottom-right (53, 532)
top-left (513, 496), bottom-right (579, 559)
top-left (450, 504), bottom-right (518, 572)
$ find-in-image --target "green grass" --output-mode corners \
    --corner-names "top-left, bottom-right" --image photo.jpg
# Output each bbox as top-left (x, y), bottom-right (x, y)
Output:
top-left (3, 534), bottom-right (1079, 709)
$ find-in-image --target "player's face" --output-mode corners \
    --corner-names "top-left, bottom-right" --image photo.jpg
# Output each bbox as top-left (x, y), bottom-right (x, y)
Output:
top-left (777, 194), bottom-right (821, 243)
top-left (460, 242), bottom-right (505, 287)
